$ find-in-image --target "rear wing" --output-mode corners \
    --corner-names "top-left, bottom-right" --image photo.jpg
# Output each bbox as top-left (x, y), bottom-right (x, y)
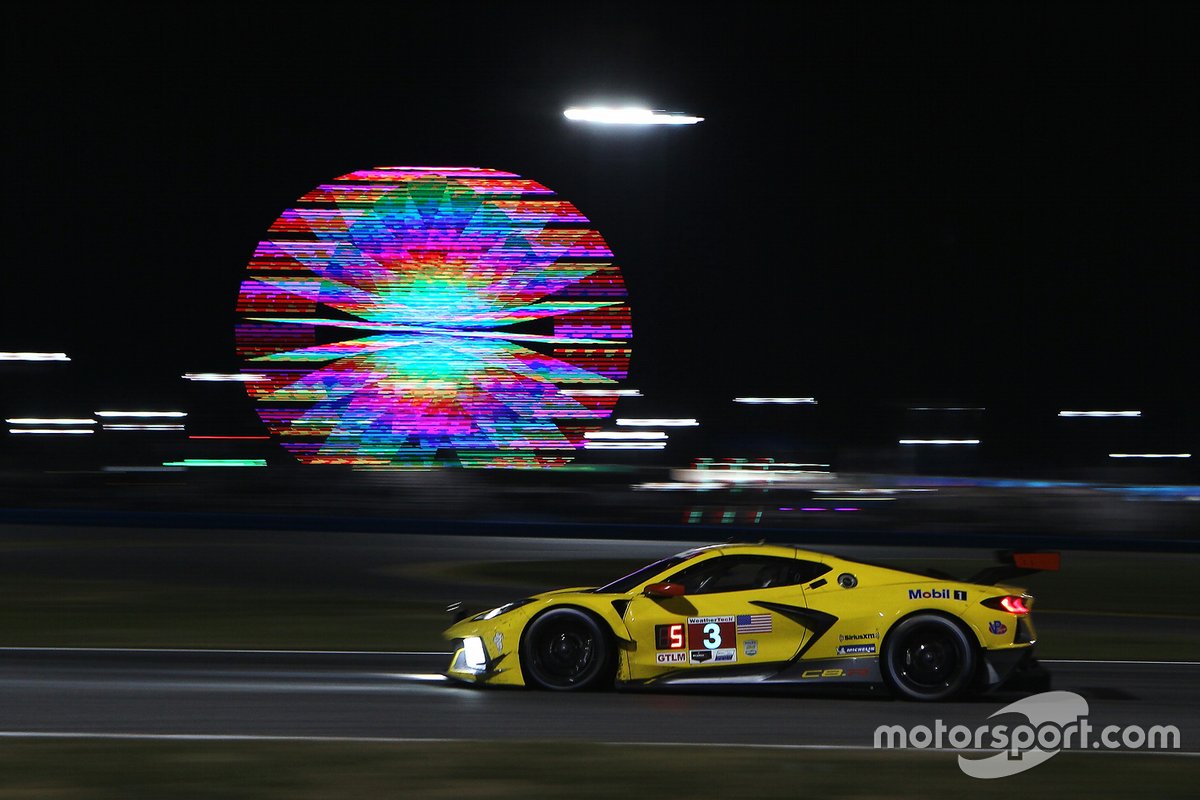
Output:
top-left (969, 551), bottom-right (1061, 585)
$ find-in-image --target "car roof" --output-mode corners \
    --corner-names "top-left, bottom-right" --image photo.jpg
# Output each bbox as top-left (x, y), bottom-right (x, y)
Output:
top-left (675, 542), bottom-right (834, 563)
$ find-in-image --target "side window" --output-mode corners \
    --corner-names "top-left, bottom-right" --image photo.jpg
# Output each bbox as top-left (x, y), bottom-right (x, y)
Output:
top-left (667, 555), bottom-right (824, 595)
top-left (792, 560), bottom-right (832, 584)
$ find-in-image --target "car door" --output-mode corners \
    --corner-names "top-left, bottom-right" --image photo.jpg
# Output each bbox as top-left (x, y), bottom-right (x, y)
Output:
top-left (621, 554), bottom-right (824, 680)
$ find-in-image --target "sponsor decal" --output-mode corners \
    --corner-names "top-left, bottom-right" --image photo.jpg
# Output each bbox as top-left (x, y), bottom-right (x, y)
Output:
top-left (687, 616), bottom-right (737, 653)
top-left (712, 648), bottom-right (737, 662)
top-left (988, 620), bottom-right (1008, 635)
top-left (492, 631), bottom-right (504, 653)
top-left (800, 667), bottom-right (871, 679)
top-left (655, 623), bottom-right (686, 650)
top-left (689, 649), bottom-right (713, 664)
top-left (657, 651), bottom-right (687, 664)
top-left (744, 639), bottom-right (758, 657)
top-left (907, 588), bottom-right (963, 601)
top-left (736, 614), bottom-right (773, 634)
top-left (839, 632), bottom-right (878, 642)
top-left (837, 643), bottom-right (877, 655)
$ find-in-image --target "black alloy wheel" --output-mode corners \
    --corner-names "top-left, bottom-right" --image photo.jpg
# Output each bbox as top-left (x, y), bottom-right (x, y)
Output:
top-left (520, 608), bottom-right (613, 690)
top-left (882, 614), bottom-right (977, 701)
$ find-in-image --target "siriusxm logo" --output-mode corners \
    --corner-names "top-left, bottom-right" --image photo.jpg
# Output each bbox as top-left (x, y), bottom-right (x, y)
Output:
top-left (909, 588), bottom-right (967, 601)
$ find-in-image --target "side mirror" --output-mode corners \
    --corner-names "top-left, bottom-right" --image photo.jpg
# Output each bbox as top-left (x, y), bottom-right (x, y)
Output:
top-left (644, 582), bottom-right (686, 598)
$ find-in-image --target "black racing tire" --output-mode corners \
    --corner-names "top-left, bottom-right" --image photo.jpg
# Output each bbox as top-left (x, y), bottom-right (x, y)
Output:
top-left (520, 607), bottom-right (614, 691)
top-left (882, 613), bottom-right (977, 701)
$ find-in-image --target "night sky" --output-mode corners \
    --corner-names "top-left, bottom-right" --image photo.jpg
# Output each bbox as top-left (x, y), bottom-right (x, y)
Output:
top-left (6, 4), bottom-right (1197, 472)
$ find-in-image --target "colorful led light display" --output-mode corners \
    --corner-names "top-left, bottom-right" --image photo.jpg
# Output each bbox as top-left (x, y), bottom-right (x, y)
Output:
top-left (236, 167), bottom-right (632, 468)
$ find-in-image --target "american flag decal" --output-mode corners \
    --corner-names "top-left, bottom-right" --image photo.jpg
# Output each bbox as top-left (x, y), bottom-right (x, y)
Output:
top-left (736, 614), bottom-right (772, 633)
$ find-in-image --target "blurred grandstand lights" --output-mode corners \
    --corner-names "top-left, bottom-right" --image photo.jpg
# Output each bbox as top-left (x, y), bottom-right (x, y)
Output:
top-left (584, 431), bottom-right (668, 440)
top-left (1109, 453), bottom-right (1191, 458)
top-left (183, 373), bottom-right (267, 382)
top-left (899, 439), bottom-right (981, 445)
top-left (733, 397), bottom-right (817, 405)
top-left (563, 107), bottom-right (703, 125)
top-left (1059, 411), bottom-right (1142, 417)
top-left (616, 418), bottom-right (698, 426)
top-left (162, 459), bottom-right (267, 467)
top-left (6, 418), bottom-right (96, 425)
top-left (634, 481), bottom-right (724, 491)
top-left (584, 442), bottom-right (666, 450)
top-left (9, 428), bottom-right (93, 434)
top-left (102, 423), bottom-right (186, 431)
top-left (95, 411), bottom-right (187, 418)
top-left (0, 352), bottom-right (70, 361)
top-left (562, 389), bottom-right (642, 397)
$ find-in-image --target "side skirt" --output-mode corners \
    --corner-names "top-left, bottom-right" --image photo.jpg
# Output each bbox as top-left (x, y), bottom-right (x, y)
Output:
top-left (617, 656), bottom-right (882, 688)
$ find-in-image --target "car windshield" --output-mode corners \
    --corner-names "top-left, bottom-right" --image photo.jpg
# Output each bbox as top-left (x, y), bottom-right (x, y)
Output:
top-left (592, 554), bottom-right (694, 594)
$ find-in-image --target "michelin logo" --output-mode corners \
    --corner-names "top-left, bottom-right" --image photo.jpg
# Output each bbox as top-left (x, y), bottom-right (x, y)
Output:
top-left (837, 644), bottom-right (877, 655)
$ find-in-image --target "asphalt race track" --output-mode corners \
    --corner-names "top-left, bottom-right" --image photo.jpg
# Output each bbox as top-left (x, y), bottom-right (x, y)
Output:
top-left (2, 523), bottom-right (1197, 758)
top-left (0, 648), bottom-right (1196, 754)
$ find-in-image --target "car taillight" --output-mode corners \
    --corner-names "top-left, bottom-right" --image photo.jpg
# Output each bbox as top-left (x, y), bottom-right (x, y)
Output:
top-left (982, 595), bottom-right (1031, 615)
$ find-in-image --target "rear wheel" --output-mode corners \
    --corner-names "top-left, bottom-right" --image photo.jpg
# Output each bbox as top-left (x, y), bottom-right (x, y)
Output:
top-left (520, 608), bottom-right (613, 690)
top-left (882, 614), bottom-right (977, 701)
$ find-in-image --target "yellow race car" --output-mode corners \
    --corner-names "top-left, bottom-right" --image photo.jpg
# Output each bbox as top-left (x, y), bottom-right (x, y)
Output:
top-left (443, 542), bottom-right (1056, 700)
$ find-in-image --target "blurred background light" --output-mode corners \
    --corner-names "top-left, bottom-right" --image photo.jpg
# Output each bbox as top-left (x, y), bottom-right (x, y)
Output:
top-left (1059, 410), bottom-right (1142, 417)
top-left (561, 389), bottom-right (641, 397)
top-left (583, 431), bottom-right (667, 440)
top-left (182, 373), bottom-right (267, 382)
top-left (9, 428), bottom-right (93, 435)
top-left (236, 167), bottom-right (633, 469)
top-left (582, 442), bottom-right (666, 450)
top-left (633, 482), bottom-right (723, 491)
top-left (733, 397), bottom-right (817, 405)
top-left (0, 352), bottom-right (70, 361)
top-left (1109, 453), bottom-right (1191, 459)
top-left (899, 439), bottom-right (980, 445)
top-left (616, 418), bottom-right (698, 426)
top-left (188, 435), bottom-right (270, 440)
top-left (162, 459), bottom-right (268, 467)
top-left (6, 418), bottom-right (96, 425)
top-left (563, 107), bottom-right (703, 125)
top-left (96, 411), bottom-right (188, 418)
top-left (102, 424), bottom-right (186, 431)
top-left (102, 466), bottom-right (187, 472)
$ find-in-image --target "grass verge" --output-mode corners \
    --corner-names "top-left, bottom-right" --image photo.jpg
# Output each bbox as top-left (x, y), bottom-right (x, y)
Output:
top-left (0, 740), bottom-right (1194, 799)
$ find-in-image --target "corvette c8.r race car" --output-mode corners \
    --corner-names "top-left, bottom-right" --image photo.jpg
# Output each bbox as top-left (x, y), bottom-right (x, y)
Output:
top-left (444, 543), bottom-right (1057, 700)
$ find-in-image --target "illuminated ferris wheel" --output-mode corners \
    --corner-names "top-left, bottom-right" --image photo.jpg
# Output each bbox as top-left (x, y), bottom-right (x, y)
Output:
top-left (235, 167), bottom-right (632, 468)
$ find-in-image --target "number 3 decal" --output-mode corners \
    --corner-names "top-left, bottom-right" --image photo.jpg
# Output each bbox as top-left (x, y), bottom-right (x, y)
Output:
top-left (703, 622), bottom-right (722, 649)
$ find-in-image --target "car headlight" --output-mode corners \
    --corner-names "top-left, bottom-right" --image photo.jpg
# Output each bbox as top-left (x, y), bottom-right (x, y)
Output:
top-left (472, 598), bottom-right (533, 622)
top-left (463, 636), bottom-right (488, 671)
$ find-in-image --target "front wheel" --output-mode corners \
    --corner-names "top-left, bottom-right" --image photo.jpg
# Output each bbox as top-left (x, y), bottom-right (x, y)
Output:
top-left (882, 614), bottom-right (977, 701)
top-left (520, 608), bottom-right (613, 691)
